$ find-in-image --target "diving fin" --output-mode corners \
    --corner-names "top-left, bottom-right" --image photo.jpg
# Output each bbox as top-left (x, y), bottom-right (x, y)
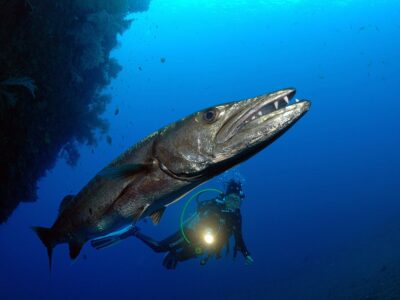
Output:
top-left (91, 235), bottom-right (122, 250)
top-left (98, 163), bottom-right (148, 180)
top-left (91, 226), bottom-right (138, 250)
top-left (32, 226), bottom-right (56, 271)
top-left (149, 207), bottom-right (166, 225)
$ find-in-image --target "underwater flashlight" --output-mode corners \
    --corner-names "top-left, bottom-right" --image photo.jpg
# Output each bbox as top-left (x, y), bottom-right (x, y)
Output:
top-left (203, 229), bottom-right (215, 245)
top-left (180, 188), bottom-right (223, 244)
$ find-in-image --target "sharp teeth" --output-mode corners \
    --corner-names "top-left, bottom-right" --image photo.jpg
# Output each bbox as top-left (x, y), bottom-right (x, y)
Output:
top-left (295, 99), bottom-right (300, 103)
top-left (274, 101), bottom-right (279, 110)
top-left (284, 96), bottom-right (289, 104)
top-left (257, 111), bottom-right (262, 116)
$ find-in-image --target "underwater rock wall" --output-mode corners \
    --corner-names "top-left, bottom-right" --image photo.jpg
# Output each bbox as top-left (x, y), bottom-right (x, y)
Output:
top-left (0, 0), bottom-right (150, 223)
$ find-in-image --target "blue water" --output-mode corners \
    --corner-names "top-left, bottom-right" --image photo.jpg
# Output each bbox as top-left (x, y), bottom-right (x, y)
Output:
top-left (1, 0), bottom-right (400, 299)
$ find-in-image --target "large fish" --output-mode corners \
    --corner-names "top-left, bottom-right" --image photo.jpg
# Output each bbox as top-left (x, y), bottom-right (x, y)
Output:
top-left (33, 88), bottom-right (310, 268)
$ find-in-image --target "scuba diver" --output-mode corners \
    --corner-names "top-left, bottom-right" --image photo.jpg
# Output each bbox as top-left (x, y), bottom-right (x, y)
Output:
top-left (91, 179), bottom-right (253, 269)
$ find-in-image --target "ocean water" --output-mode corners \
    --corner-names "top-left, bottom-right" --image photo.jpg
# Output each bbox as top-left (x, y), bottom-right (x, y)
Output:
top-left (1, 0), bottom-right (400, 299)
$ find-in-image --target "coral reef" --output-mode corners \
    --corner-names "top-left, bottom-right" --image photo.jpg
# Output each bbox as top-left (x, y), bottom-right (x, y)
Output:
top-left (0, 0), bottom-right (150, 223)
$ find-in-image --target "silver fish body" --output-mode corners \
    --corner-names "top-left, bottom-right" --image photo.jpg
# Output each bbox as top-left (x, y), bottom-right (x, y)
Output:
top-left (33, 88), bottom-right (311, 267)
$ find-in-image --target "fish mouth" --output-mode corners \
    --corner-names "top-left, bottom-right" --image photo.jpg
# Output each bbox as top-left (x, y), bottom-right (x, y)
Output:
top-left (216, 88), bottom-right (310, 144)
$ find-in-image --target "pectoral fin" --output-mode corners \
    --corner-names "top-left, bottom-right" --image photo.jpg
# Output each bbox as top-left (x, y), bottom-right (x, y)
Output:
top-left (98, 163), bottom-right (148, 180)
top-left (150, 207), bottom-right (166, 225)
top-left (132, 204), bottom-right (150, 221)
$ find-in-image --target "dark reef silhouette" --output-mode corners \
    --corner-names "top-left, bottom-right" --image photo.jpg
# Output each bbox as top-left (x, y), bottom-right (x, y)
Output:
top-left (0, 0), bottom-right (150, 223)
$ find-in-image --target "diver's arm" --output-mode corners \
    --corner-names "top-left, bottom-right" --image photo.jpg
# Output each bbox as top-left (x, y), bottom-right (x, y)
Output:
top-left (233, 211), bottom-right (251, 258)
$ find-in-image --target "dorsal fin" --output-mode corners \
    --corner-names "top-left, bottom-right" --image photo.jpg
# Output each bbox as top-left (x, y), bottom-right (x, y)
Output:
top-left (59, 194), bottom-right (75, 214)
top-left (98, 163), bottom-right (149, 180)
top-left (150, 207), bottom-right (166, 225)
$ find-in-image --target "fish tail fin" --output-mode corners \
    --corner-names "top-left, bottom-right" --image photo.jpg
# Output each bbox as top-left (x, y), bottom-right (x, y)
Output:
top-left (32, 226), bottom-right (56, 271)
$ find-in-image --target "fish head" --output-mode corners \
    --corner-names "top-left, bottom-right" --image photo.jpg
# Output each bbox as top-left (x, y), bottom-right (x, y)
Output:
top-left (154, 88), bottom-right (311, 180)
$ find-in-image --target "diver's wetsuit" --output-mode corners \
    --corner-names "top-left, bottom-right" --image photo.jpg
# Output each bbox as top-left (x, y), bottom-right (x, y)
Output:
top-left (197, 198), bottom-right (250, 258)
top-left (134, 228), bottom-right (198, 269)
top-left (134, 197), bottom-right (250, 269)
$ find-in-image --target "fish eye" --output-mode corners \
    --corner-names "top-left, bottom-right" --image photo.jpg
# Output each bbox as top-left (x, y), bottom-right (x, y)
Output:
top-left (203, 108), bottom-right (219, 123)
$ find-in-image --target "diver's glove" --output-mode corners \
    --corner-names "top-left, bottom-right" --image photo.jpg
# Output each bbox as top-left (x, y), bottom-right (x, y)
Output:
top-left (245, 255), bottom-right (254, 265)
top-left (91, 225), bottom-right (139, 250)
top-left (233, 247), bottom-right (253, 265)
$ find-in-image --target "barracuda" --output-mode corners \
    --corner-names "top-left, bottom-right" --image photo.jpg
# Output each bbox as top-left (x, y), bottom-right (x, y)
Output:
top-left (33, 88), bottom-right (311, 269)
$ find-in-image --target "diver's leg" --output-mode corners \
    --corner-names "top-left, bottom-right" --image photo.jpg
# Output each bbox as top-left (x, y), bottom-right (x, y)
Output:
top-left (158, 230), bottom-right (184, 246)
top-left (135, 229), bottom-right (185, 253)
top-left (135, 232), bottom-right (170, 253)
